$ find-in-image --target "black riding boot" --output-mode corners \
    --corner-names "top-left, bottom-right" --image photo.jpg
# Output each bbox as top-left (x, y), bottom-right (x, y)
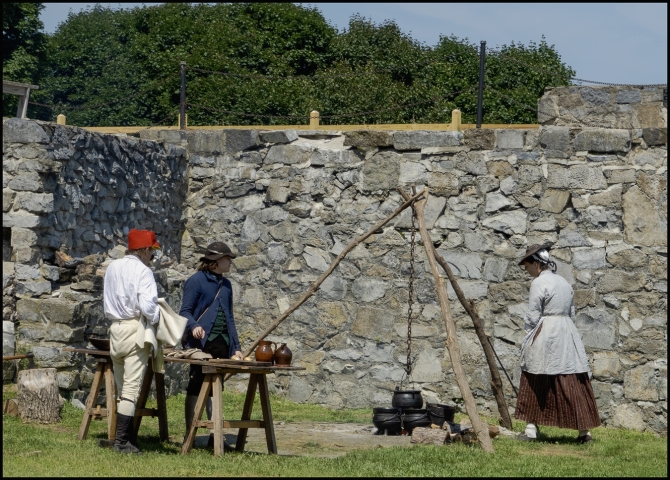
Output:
top-left (114, 413), bottom-right (142, 454)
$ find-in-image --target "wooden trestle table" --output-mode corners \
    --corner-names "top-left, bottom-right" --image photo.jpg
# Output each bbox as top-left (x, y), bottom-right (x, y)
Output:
top-left (63, 348), bottom-right (304, 456)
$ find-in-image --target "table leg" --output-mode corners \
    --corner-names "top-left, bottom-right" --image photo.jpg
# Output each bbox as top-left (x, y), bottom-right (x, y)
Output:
top-left (235, 374), bottom-right (258, 453)
top-left (78, 362), bottom-right (105, 441)
top-left (104, 363), bottom-right (117, 440)
top-left (132, 361), bottom-right (154, 437)
top-left (212, 374), bottom-right (224, 457)
top-left (257, 374), bottom-right (277, 455)
top-left (181, 374), bottom-right (212, 455)
top-left (155, 372), bottom-right (169, 442)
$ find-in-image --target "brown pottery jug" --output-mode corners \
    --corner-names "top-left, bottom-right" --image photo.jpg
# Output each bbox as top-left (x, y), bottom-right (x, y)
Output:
top-left (255, 340), bottom-right (276, 363)
top-left (274, 343), bottom-right (293, 366)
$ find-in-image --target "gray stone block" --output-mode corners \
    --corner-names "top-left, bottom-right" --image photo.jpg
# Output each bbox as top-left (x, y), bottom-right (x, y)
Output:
top-left (188, 155), bottom-right (216, 166)
top-left (496, 130), bottom-right (525, 149)
top-left (12, 192), bottom-right (54, 213)
top-left (572, 247), bottom-right (606, 269)
top-left (259, 130), bottom-right (298, 144)
top-left (225, 129), bottom-right (260, 153)
top-left (435, 250), bottom-right (482, 279)
top-left (580, 88), bottom-right (610, 106)
top-left (481, 210), bottom-right (527, 235)
top-left (463, 129), bottom-right (494, 150)
top-left (574, 308), bottom-right (616, 349)
top-left (361, 151), bottom-right (401, 192)
top-left (539, 126), bottom-right (570, 152)
top-left (547, 164), bottom-right (607, 190)
top-left (185, 130), bottom-right (226, 154)
top-left (616, 90), bottom-right (641, 104)
top-left (265, 144), bottom-right (312, 165)
top-left (499, 176), bottom-right (518, 195)
top-left (641, 128), bottom-right (667, 146)
top-left (352, 277), bottom-right (389, 302)
top-left (7, 172), bottom-right (42, 192)
top-left (483, 257), bottom-right (509, 282)
top-left (573, 129), bottom-right (630, 153)
top-left (624, 363), bottom-right (658, 401)
top-left (393, 131), bottom-right (462, 150)
top-left (3, 118), bottom-right (49, 143)
top-left (3, 213), bottom-right (47, 229)
top-left (555, 227), bottom-right (591, 248)
top-left (485, 192), bottom-right (514, 213)
top-left (595, 270), bottom-right (647, 293)
top-left (342, 130), bottom-right (393, 147)
top-left (622, 186), bottom-right (667, 247)
top-left (10, 228), bottom-right (38, 247)
top-left (14, 263), bottom-right (41, 281)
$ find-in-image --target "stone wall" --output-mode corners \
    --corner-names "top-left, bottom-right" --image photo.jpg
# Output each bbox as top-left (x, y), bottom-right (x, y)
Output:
top-left (3, 117), bottom-right (189, 393)
top-left (2, 86), bottom-right (667, 435)
top-left (539, 85), bottom-right (666, 129)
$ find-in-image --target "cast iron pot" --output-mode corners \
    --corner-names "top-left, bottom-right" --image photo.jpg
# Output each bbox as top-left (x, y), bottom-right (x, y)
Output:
top-left (426, 403), bottom-right (456, 427)
top-left (372, 407), bottom-right (402, 435)
top-left (401, 409), bottom-right (432, 433)
top-left (391, 387), bottom-right (423, 409)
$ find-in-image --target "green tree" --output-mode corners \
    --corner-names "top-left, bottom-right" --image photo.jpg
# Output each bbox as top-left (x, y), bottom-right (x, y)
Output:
top-left (33, 3), bottom-right (574, 126)
top-left (2, 2), bottom-right (47, 117)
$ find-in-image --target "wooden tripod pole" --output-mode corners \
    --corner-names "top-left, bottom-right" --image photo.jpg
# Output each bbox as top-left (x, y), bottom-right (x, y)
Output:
top-left (397, 189), bottom-right (513, 430)
top-left (409, 187), bottom-right (494, 453)
top-left (224, 189), bottom-right (427, 381)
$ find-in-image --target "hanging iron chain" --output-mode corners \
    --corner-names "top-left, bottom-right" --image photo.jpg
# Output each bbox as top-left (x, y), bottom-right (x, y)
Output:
top-left (405, 205), bottom-right (417, 378)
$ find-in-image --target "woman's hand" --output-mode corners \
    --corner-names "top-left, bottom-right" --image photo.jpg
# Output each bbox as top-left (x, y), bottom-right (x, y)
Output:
top-left (233, 350), bottom-right (244, 361)
top-left (192, 326), bottom-right (205, 340)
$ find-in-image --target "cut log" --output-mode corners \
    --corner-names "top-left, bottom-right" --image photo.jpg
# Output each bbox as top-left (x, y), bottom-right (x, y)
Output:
top-left (3, 398), bottom-right (19, 417)
top-left (17, 368), bottom-right (62, 424)
top-left (410, 426), bottom-right (449, 445)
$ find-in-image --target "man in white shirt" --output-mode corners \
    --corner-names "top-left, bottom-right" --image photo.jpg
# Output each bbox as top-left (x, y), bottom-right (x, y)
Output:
top-left (104, 228), bottom-right (161, 454)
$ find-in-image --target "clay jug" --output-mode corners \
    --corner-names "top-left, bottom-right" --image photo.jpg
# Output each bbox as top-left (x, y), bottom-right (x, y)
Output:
top-left (274, 343), bottom-right (293, 366)
top-left (254, 340), bottom-right (276, 363)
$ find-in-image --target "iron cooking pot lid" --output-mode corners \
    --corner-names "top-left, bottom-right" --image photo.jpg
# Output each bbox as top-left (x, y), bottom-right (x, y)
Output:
top-left (373, 407), bottom-right (402, 414)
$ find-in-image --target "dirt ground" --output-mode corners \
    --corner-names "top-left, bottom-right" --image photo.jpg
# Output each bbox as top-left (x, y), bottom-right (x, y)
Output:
top-left (188, 422), bottom-right (412, 457)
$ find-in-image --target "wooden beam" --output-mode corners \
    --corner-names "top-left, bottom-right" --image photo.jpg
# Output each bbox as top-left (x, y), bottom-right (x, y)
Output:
top-left (408, 187), bottom-right (494, 453)
top-left (397, 190), bottom-right (513, 430)
top-left (3, 80), bottom-right (39, 90)
top-left (81, 123), bottom-right (539, 135)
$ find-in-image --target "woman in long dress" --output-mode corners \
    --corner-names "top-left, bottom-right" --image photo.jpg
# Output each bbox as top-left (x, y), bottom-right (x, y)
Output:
top-left (515, 244), bottom-right (601, 443)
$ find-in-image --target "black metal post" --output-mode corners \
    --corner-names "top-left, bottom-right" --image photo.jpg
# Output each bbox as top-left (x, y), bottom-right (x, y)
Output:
top-left (476, 41), bottom-right (486, 128)
top-left (180, 61), bottom-right (186, 130)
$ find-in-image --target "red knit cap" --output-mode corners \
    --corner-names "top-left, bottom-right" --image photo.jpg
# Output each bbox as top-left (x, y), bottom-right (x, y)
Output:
top-left (127, 229), bottom-right (161, 250)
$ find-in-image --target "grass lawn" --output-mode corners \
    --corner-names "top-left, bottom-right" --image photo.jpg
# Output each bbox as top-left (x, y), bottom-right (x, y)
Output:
top-left (3, 385), bottom-right (667, 477)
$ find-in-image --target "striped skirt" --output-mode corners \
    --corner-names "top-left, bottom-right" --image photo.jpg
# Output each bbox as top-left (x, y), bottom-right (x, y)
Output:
top-left (514, 371), bottom-right (601, 430)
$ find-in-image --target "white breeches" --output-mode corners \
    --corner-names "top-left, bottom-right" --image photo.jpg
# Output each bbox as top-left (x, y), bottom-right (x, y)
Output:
top-left (110, 319), bottom-right (151, 416)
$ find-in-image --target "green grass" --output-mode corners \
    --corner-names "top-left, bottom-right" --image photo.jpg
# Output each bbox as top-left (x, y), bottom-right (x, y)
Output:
top-left (3, 386), bottom-right (667, 477)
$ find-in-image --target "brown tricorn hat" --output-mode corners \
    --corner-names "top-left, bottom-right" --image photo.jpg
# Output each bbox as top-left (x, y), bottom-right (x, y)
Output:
top-left (200, 242), bottom-right (237, 261)
top-left (518, 243), bottom-right (553, 265)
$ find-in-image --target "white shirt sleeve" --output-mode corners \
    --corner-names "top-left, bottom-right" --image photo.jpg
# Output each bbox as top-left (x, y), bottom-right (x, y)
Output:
top-left (137, 267), bottom-right (160, 325)
top-left (524, 279), bottom-right (544, 332)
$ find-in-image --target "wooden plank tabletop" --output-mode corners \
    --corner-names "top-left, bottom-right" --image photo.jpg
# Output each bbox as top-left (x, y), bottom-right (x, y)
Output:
top-left (61, 348), bottom-right (305, 372)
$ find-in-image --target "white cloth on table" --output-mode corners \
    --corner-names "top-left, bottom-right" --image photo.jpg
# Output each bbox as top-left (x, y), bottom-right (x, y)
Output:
top-left (519, 270), bottom-right (590, 375)
top-left (103, 255), bottom-right (160, 325)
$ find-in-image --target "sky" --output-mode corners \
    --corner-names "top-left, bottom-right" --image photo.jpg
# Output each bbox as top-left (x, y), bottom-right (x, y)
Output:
top-left (40, 2), bottom-right (667, 85)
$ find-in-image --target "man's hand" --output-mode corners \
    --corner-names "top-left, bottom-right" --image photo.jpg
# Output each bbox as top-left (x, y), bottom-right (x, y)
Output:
top-left (192, 326), bottom-right (205, 340)
top-left (233, 350), bottom-right (244, 361)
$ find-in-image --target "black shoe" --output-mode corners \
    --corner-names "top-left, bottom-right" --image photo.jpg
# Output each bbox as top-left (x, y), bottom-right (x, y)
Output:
top-left (114, 413), bottom-right (142, 455)
top-left (577, 434), bottom-right (593, 444)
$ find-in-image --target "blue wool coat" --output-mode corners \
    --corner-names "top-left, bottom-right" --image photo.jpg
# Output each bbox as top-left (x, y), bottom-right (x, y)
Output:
top-left (179, 270), bottom-right (241, 357)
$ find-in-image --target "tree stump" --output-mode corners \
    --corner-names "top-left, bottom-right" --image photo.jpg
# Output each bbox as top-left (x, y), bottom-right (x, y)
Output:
top-left (3, 398), bottom-right (19, 417)
top-left (410, 426), bottom-right (449, 446)
top-left (17, 368), bottom-right (62, 423)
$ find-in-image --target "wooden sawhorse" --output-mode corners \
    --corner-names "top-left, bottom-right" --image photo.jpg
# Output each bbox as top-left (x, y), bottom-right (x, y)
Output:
top-left (173, 360), bottom-right (304, 457)
top-left (63, 348), bottom-right (168, 442)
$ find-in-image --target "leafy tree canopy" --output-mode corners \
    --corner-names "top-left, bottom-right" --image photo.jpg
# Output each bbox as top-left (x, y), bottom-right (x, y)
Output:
top-left (2, 2), bottom-right (47, 116)
top-left (5, 3), bottom-right (575, 126)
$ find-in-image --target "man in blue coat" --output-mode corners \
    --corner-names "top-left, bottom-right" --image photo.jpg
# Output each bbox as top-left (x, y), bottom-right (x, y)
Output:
top-left (179, 242), bottom-right (243, 447)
